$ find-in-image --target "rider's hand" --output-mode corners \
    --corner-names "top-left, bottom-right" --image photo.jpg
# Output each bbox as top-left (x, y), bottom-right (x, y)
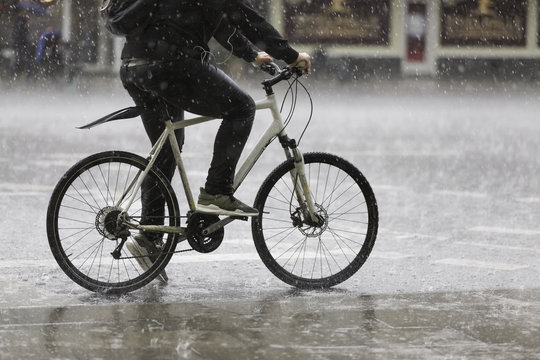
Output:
top-left (289, 52), bottom-right (311, 74)
top-left (252, 52), bottom-right (274, 67)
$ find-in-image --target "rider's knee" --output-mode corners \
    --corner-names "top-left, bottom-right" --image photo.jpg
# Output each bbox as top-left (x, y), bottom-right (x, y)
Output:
top-left (222, 92), bottom-right (255, 126)
top-left (237, 95), bottom-right (256, 120)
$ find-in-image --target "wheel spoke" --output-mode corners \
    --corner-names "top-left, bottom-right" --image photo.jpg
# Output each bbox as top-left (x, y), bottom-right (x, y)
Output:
top-left (59, 226), bottom-right (95, 242)
top-left (87, 167), bottom-right (110, 206)
top-left (267, 227), bottom-right (298, 251)
top-left (275, 234), bottom-right (308, 262)
top-left (282, 236), bottom-right (307, 271)
top-left (65, 185), bottom-right (101, 214)
top-left (97, 164), bottom-right (113, 204)
top-left (60, 203), bottom-right (96, 215)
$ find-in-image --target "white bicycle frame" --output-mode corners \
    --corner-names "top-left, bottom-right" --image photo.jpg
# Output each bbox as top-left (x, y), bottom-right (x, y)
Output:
top-left (119, 92), bottom-right (319, 234)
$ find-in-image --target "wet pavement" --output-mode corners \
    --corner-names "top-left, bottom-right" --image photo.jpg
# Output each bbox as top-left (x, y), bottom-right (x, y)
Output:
top-left (1, 77), bottom-right (539, 358)
top-left (1, 287), bottom-right (538, 359)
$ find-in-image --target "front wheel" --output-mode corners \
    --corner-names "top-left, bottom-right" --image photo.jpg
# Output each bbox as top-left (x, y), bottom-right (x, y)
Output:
top-left (46, 151), bottom-right (180, 294)
top-left (252, 152), bottom-right (378, 289)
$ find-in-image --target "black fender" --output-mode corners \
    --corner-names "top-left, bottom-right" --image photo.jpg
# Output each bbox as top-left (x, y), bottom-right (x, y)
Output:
top-left (77, 107), bottom-right (143, 129)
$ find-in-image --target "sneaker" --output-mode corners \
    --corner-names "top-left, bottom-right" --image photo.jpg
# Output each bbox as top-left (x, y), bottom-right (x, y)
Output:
top-left (197, 187), bottom-right (258, 216)
top-left (125, 233), bottom-right (168, 283)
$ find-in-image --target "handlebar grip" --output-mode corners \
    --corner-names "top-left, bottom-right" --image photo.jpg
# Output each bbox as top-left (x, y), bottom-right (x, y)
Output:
top-left (260, 62), bottom-right (278, 75)
top-left (295, 60), bottom-right (307, 69)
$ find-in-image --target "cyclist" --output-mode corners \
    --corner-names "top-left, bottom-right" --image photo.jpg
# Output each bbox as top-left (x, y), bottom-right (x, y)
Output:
top-left (119, 0), bottom-right (311, 279)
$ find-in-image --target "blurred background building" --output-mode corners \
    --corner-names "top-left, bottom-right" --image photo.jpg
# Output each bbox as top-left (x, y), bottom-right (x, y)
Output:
top-left (1, 0), bottom-right (539, 81)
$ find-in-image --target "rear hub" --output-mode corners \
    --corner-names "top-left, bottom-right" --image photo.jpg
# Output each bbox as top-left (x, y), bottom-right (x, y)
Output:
top-left (95, 206), bottom-right (123, 240)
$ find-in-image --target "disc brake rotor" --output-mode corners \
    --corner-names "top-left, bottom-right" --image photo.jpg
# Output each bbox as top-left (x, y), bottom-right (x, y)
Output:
top-left (294, 204), bottom-right (329, 238)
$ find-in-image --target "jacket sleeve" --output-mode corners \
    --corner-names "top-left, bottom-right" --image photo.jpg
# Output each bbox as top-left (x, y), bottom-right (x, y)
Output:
top-left (213, 15), bottom-right (259, 63)
top-left (221, 0), bottom-right (299, 64)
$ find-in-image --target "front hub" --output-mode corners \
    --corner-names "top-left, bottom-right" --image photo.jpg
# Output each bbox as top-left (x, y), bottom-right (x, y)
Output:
top-left (291, 204), bottom-right (329, 237)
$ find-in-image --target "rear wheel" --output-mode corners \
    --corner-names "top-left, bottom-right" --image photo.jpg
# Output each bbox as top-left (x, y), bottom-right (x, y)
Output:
top-left (46, 151), bottom-right (180, 294)
top-left (252, 152), bottom-right (378, 288)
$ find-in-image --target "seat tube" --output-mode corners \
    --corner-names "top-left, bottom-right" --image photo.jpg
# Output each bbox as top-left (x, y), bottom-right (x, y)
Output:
top-left (166, 121), bottom-right (196, 211)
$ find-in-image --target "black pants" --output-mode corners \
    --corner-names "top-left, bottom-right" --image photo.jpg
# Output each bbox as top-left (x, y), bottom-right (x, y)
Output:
top-left (120, 57), bottom-right (255, 229)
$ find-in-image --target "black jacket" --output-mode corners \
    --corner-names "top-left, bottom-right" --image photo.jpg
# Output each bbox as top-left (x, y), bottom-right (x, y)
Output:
top-left (122, 0), bottom-right (298, 64)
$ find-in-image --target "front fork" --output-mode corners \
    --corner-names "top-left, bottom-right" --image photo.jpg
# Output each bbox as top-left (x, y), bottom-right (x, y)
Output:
top-left (283, 140), bottom-right (320, 225)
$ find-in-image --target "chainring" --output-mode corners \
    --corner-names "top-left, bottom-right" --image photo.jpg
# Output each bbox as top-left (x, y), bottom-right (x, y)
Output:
top-left (186, 213), bottom-right (224, 253)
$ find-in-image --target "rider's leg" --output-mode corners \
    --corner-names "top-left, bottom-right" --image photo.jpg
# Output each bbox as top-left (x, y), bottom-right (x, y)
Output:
top-left (130, 58), bottom-right (257, 213)
top-left (120, 71), bottom-right (185, 230)
top-left (204, 87), bottom-right (255, 195)
top-left (139, 100), bottom-right (184, 228)
top-left (119, 66), bottom-right (184, 281)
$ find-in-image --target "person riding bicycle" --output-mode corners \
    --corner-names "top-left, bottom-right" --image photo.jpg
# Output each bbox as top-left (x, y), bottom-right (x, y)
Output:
top-left (119, 0), bottom-right (311, 279)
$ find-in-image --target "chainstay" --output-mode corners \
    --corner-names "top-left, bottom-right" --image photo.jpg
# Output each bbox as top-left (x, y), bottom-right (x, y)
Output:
top-left (119, 248), bottom-right (194, 260)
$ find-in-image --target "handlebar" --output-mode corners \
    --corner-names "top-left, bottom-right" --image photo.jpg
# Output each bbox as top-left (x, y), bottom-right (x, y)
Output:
top-left (259, 62), bottom-right (305, 95)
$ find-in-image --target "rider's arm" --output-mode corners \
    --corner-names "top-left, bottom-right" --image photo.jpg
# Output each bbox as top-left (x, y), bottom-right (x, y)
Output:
top-left (219, 0), bottom-right (299, 65)
top-left (212, 15), bottom-right (259, 63)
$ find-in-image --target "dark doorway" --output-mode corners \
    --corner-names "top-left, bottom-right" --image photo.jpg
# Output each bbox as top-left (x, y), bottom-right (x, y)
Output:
top-left (406, 2), bottom-right (426, 62)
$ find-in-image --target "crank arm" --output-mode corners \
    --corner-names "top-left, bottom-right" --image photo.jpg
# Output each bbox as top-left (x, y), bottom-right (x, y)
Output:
top-left (202, 216), bottom-right (247, 236)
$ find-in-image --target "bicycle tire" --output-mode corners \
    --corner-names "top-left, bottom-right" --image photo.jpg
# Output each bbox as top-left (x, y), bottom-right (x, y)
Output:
top-left (252, 152), bottom-right (378, 289)
top-left (46, 151), bottom-right (180, 294)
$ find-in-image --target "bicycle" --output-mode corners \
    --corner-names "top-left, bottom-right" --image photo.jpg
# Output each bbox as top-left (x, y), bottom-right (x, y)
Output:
top-left (46, 63), bottom-right (378, 294)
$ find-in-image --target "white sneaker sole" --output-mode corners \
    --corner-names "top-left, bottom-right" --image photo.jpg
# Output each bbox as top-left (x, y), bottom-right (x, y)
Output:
top-left (125, 240), bottom-right (168, 283)
top-left (196, 203), bottom-right (258, 217)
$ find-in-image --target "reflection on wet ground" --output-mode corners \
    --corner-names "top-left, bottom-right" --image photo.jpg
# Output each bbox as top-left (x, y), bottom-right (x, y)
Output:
top-left (1, 288), bottom-right (538, 359)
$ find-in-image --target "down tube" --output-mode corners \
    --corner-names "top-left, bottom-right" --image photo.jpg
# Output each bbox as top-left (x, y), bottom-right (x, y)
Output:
top-left (233, 96), bottom-right (284, 190)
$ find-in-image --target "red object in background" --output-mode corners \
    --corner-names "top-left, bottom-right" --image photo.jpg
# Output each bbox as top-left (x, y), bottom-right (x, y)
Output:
top-left (407, 3), bottom-right (426, 62)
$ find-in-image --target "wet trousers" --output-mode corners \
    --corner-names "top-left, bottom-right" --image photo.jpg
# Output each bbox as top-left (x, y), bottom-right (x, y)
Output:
top-left (120, 57), bottom-right (255, 229)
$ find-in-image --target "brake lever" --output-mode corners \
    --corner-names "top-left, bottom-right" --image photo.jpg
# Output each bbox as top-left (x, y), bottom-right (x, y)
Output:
top-left (292, 67), bottom-right (304, 77)
top-left (291, 60), bottom-right (308, 76)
